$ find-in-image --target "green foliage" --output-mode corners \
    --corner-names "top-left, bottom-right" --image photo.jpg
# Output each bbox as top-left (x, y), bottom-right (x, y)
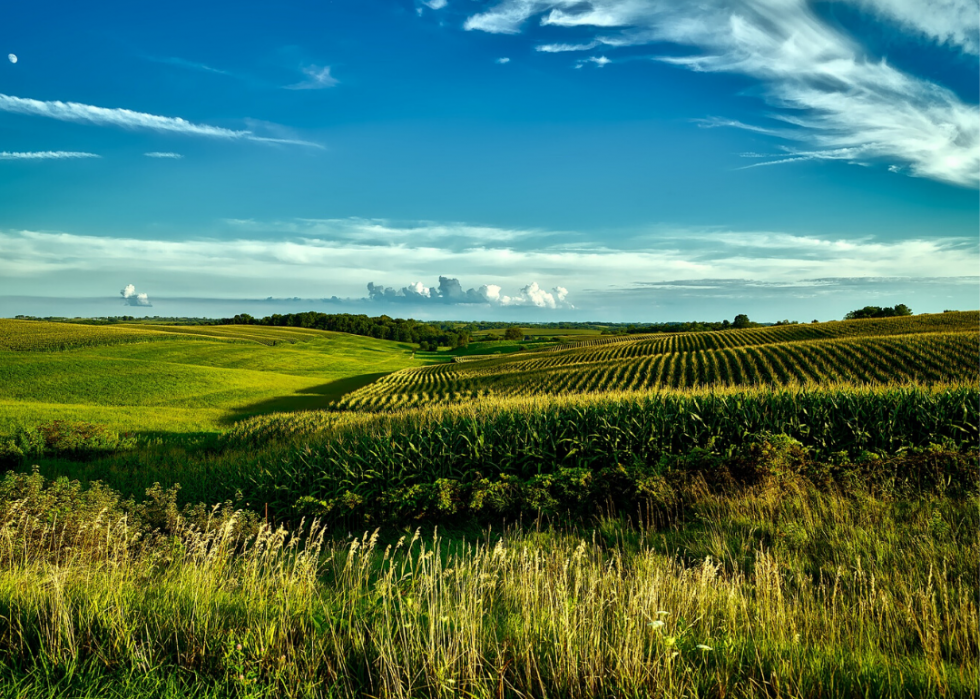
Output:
top-left (0, 421), bottom-right (135, 467)
top-left (0, 475), bottom-right (976, 698)
top-left (253, 386), bottom-right (980, 526)
top-left (845, 303), bottom-right (913, 320)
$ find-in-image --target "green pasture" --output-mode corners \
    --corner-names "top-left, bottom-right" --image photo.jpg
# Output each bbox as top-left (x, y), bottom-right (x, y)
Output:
top-left (0, 322), bottom-right (427, 434)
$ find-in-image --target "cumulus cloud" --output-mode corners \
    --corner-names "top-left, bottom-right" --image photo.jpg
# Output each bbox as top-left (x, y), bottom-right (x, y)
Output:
top-left (0, 93), bottom-right (321, 147)
top-left (368, 276), bottom-right (574, 308)
top-left (144, 152), bottom-right (183, 159)
top-left (496, 57), bottom-right (511, 64)
top-left (0, 151), bottom-right (100, 160)
top-left (285, 65), bottom-right (339, 90)
top-left (463, 0), bottom-right (980, 187)
top-left (120, 283), bottom-right (152, 307)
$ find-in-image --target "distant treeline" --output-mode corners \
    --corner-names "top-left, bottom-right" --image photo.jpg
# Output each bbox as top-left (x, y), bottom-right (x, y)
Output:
top-left (845, 305), bottom-right (912, 320)
top-left (223, 312), bottom-right (471, 350)
top-left (606, 314), bottom-right (771, 335)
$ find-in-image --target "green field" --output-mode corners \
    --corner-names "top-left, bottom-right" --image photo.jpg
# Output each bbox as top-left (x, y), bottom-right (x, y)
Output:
top-left (0, 319), bottom-right (430, 433)
top-left (0, 312), bottom-right (977, 698)
top-left (339, 312), bottom-right (979, 410)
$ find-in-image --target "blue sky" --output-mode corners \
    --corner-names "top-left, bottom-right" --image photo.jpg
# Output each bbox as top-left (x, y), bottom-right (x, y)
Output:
top-left (0, 0), bottom-right (977, 321)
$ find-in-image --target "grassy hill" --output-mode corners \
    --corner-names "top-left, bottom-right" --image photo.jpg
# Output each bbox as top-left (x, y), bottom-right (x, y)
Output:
top-left (0, 320), bottom-right (432, 434)
top-left (337, 311), bottom-right (979, 411)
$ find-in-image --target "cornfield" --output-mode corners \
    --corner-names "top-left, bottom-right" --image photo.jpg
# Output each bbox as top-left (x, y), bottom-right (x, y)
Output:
top-left (339, 318), bottom-right (979, 411)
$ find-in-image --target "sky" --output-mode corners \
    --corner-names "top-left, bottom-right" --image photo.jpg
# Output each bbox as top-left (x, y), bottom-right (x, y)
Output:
top-left (0, 0), bottom-right (977, 322)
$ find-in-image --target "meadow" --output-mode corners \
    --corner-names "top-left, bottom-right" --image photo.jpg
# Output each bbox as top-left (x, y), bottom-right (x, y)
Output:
top-left (0, 319), bottom-right (431, 434)
top-left (0, 312), bottom-right (976, 697)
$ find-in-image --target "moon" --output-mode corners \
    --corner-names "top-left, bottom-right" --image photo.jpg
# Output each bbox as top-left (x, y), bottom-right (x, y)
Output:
top-left (7, 54), bottom-right (16, 64)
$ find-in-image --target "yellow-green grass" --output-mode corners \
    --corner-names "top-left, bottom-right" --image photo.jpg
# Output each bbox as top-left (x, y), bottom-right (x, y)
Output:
top-left (0, 399), bottom-right (227, 435)
top-left (0, 319), bottom-right (181, 351)
top-left (0, 470), bottom-right (975, 698)
top-left (0, 322), bottom-right (429, 433)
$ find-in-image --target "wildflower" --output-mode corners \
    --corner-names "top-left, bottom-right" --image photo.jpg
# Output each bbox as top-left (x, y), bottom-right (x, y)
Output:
top-left (696, 644), bottom-right (713, 651)
top-left (236, 643), bottom-right (243, 651)
top-left (649, 620), bottom-right (665, 630)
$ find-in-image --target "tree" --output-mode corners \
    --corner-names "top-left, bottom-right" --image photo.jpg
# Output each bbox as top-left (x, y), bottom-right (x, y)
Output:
top-left (504, 326), bottom-right (524, 341)
top-left (732, 314), bottom-right (751, 329)
top-left (845, 304), bottom-right (912, 320)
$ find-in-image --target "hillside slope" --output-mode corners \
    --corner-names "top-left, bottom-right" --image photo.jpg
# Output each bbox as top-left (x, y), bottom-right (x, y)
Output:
top-left (0, 321), bottom-right (429, 433)
top-left (338, 312), bottom-right (980, 411)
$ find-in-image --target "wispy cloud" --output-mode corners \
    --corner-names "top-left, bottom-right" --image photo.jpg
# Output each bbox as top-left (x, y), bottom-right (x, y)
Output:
top-left (2, 221), bottom-right (975, 296)
top-left (848, 0), bottom-right (979, 55)
top-left (422, 0), bottom-right (448, 8)
top-left (144, 151), bottom-right (183, 159)
top-left (575, 55), bottom-right (611, 68)
top-left (285, 65), bottom-right (339, 90)
top-left (496, 57), bottom-right (511, 64)
top-left (0, 93), bottom-right (247, 138)
top-left (536, 41), bottom-right (598, 52)
top-left (464, 0), bottom-right (980, 187)
top-left (150, 56), bottom-right (231, 75)
top-left (0, 151), bottom-right (100, 160)
top-left (0, 93), bottom-right (320, 147)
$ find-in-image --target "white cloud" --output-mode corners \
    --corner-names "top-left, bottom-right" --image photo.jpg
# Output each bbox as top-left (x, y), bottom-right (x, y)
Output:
top-left (422, 0), bottom-right (448, 8)
top-left (120, 283), bottom-right (152, 307)
top-left (500, 281), bottom-right (571, 308)
top-left (285, 65), bottom-right (339, 90)
top-left (496, 57), bottom-right (512, 64)
top-left (0, 222), bottom-right (975, 307)
top-left (578, 55), bottom-right (611, 67)
top-left (368, 276), bottom-right (574, 308)
top-left (845, 0), bottom-right (979, 55)
top-left (144, 152), bottom-right (183, 159)
top-left (0, 93), bottom-right (320, 147)
top-left (0, 151), bottom-right (100, 160)
top-left (463, 0), bottom-right (980, 187)
top-left (536, 41), bottom-right (599, 52)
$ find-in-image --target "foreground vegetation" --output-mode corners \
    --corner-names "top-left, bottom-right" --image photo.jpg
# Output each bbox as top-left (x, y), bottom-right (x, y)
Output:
top-left (0, 465), bottom-right (975, 698)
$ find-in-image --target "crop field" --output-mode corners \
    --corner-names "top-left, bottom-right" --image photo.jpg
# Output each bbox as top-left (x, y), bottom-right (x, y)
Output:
top-left (0, 312), bottom-right (977, 698)
top-left (338, 312), bottom-right (979, 411)
top-left (0, 320), bottom-right (428, 433)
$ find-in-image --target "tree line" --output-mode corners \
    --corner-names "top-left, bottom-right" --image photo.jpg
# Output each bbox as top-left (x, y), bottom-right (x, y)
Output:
top-left (223, 312), bottom-right (472, 351)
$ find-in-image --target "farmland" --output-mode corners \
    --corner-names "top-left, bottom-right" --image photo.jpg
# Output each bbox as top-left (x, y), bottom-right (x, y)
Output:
top-left (0, 311), bottom-right (977, 698)
top-left (339, 311), bottom-right (979, 410)
top-left (0, 319), bottom-right (429, 433)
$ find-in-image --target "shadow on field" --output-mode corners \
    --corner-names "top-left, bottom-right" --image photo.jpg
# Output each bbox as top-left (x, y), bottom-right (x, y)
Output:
top-left (225, 372), bottom-right (390, 422)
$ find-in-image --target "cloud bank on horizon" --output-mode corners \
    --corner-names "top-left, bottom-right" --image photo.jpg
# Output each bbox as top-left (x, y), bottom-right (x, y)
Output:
top-left (463, 0), bottom-right (980, 186)
top-left (368, 277), bottom-right (572, 309)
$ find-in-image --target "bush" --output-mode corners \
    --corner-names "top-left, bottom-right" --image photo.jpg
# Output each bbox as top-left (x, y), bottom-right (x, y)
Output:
top-left (0, 421), bottom-right (136, 466)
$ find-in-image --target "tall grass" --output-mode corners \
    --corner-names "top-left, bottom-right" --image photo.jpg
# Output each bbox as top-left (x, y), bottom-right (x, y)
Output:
top-left (0, 470), bottom-right (975, 698)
